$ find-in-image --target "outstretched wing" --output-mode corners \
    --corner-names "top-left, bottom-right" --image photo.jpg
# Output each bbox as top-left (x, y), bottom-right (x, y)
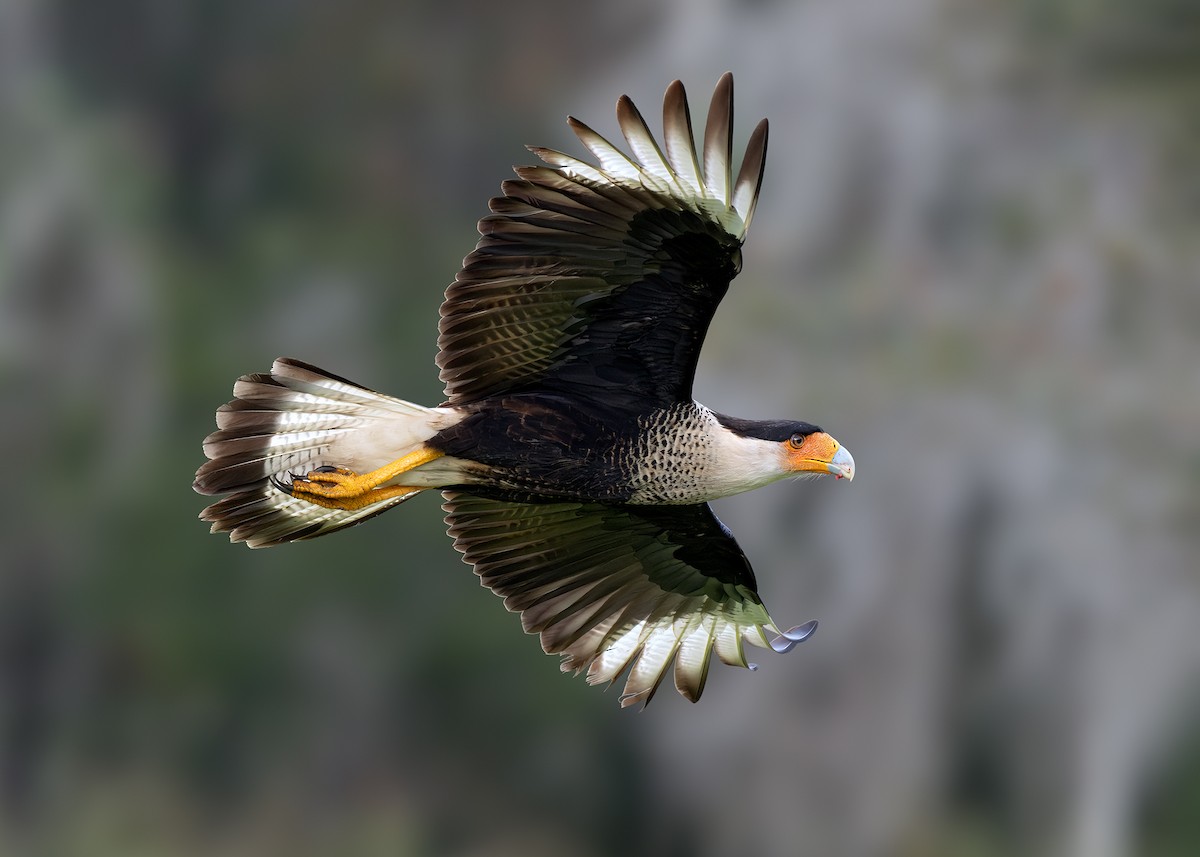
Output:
top-left (437, 73), bottom-right (768, 412)
top-left (442, 492), bottom-right (815, 708)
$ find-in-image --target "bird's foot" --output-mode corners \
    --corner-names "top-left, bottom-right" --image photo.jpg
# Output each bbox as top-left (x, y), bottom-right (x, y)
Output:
top-left (291, 465), bottom-right (360, 494)
top-left (275, 477), bottom-right (419, 511)
top-left (278, 446), bottom-right (444, 509)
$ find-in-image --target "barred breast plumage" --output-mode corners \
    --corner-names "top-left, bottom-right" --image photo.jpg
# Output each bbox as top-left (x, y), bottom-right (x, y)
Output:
top-left (624, 404), bottom-right (726, 504)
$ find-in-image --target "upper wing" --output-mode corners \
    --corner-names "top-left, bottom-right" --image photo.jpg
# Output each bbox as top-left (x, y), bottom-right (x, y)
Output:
top-left (437, 73), bottom-right (768, 411)
top-left (442, 492), bottom-right (815, 708)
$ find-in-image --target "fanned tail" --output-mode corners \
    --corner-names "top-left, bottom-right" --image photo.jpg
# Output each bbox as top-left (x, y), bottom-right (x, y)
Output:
top-left (195, 358), bottom-right (457, 547)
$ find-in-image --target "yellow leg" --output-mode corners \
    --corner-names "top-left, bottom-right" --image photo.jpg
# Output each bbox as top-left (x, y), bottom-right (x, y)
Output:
top-left (288, 447), bottom-right (444, 505)
top-left (289, 483), bottom-right (421, 511)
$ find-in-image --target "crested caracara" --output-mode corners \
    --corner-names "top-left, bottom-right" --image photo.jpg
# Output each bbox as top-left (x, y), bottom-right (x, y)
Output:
top-left (195, 74), bottom-right (854, 708)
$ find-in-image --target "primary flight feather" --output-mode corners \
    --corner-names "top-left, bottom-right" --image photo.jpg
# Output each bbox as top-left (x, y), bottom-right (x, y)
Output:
top-left (195, 73), bottom-right (854, 708)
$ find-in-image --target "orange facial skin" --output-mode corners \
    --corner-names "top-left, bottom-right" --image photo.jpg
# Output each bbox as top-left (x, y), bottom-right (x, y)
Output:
top-left (785, 432), bottom-right (854, 480)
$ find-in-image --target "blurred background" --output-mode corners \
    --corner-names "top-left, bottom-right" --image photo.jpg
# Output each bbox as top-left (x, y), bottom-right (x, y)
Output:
top-left (3, 0), bottom-right (1199, 855)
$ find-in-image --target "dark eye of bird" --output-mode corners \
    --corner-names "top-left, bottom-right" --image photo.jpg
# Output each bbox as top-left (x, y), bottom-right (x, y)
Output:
top-left (789, 433), bottom-right (807, 449)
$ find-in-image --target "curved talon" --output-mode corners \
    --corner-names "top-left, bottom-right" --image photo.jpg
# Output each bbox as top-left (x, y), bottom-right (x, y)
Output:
top-left (269, 475), bottom-right (294, 494)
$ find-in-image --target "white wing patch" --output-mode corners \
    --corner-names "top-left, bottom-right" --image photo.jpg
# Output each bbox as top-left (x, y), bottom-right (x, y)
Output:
top-left (443, 492), bottom-right (816, 708)
top-left (551, 72), bottom-right (767, 242)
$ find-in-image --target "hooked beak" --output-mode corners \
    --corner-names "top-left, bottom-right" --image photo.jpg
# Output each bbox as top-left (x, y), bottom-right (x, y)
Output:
top-left (828, 444), bottom-right (855, 481)
top-left (787, 432), bottom-right (855, 482)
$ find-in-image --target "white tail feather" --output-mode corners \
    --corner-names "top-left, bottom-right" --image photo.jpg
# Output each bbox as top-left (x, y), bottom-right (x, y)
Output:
top-left (195, 358), bottom-right (459, 547)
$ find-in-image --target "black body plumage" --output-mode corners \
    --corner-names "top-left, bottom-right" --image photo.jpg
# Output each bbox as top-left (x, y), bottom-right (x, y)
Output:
top-left (429, 398), bottom-right (788, 505)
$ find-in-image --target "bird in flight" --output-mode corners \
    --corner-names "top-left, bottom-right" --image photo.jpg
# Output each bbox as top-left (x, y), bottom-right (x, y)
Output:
top-left (195, 73), bottom-right (854, 708)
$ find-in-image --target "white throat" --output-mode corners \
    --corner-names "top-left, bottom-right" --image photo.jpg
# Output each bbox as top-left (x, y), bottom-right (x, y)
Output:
top-left (704, 418), bottom-right (791, 498)
top-left (626, 404), bottom-right (790, 505)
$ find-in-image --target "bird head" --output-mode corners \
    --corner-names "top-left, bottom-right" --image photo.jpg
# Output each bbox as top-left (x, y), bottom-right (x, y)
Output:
top-left (710, 414), bottom-right (855, 496)
top-left (783, 428), bottom-right (855, 481)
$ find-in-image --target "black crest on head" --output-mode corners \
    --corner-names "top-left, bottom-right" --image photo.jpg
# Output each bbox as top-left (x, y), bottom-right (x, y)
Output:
top-left (714, 414), bottom-right (822, 442)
